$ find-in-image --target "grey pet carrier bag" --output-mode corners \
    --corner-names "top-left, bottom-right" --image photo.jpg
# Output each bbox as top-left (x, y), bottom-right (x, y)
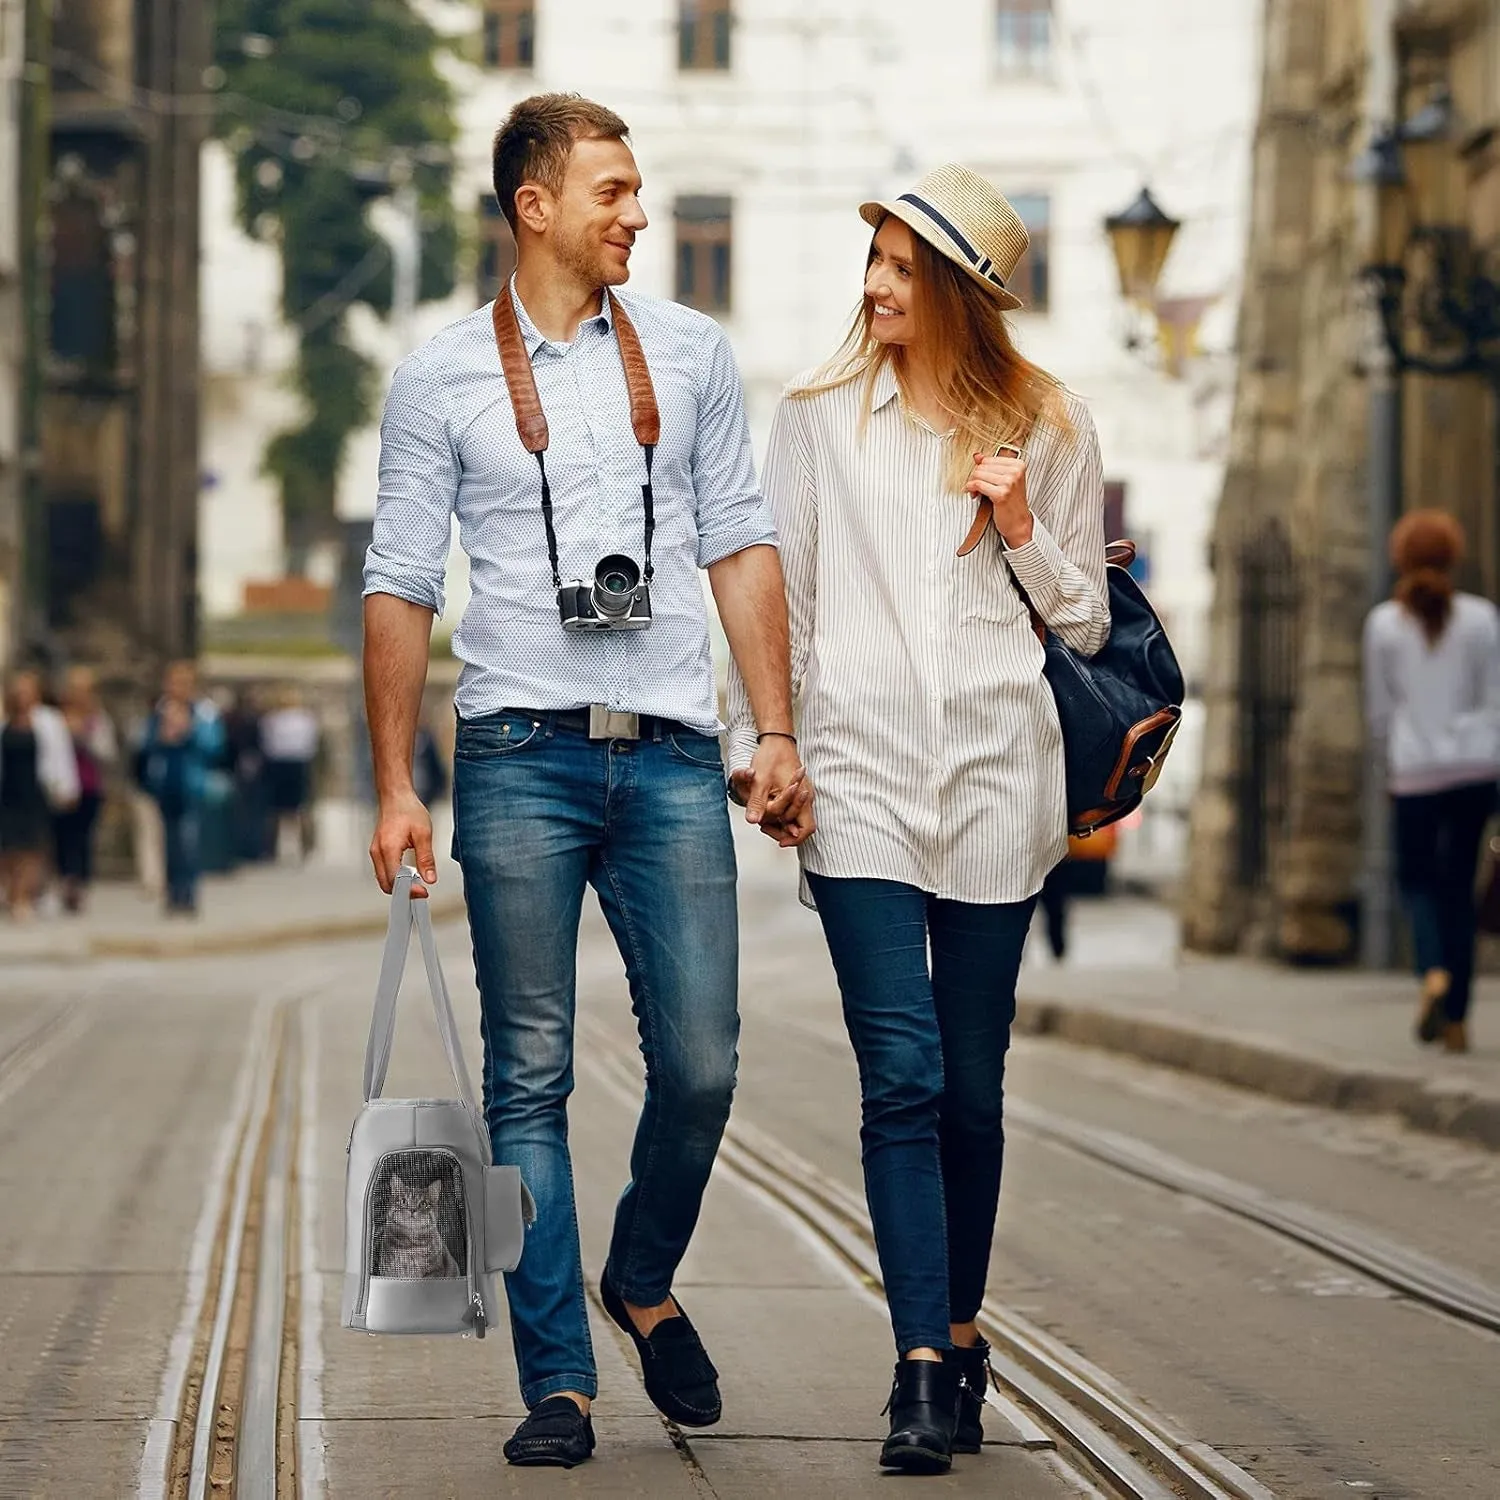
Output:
top-left (341, 868), bottom-right (534, 1338)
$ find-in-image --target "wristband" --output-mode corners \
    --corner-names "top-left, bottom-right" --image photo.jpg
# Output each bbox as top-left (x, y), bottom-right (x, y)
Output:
top-left (757, 731), bottom-right (798, 745)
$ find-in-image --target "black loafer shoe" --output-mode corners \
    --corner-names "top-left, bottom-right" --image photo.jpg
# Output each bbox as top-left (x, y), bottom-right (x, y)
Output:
top-left (880, 1358), bottom-right (959, 1474)
top-left (600, 1270), bottom-right (722, 1427)
top-left (945, 1337), bottom-right (993, 1454)
top-left (503, 1396), bottom-right (596, 1468)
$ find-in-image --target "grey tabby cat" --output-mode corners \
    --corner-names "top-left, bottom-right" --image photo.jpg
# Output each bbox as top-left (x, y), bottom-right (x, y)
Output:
top-left (376, 1173), bottom-right (461, 1278)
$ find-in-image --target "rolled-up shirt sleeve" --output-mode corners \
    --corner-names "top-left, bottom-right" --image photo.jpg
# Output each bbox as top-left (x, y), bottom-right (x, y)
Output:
top-left (1003, 399), bottom-right (1110, 658)
top-left (363, 356), bottom-right (458, 614)
top-left (693, 325), bottom-right (778, 568)
top-left (725, 394), bottom-right (816, 774)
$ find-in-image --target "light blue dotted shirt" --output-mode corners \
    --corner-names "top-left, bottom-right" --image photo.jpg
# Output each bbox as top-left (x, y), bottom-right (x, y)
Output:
top-left (363, 279), bottom-right (777, 732)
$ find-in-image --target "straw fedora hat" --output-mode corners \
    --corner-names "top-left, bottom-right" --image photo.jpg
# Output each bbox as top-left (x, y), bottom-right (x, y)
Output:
top-left (860, 164), bottom-right (1030, 312)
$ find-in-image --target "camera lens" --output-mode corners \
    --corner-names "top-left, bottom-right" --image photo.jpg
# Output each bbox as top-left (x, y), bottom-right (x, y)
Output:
top-left (591, 554), bottom-right (641, 619)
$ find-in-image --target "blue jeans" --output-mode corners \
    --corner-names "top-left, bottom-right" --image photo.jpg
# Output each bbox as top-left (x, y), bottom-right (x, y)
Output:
top-left (452, 710), bottom-right (739, 1408)
top-left (160, 805), bottom-right (200, 910)
top-left (804, 873), bottom-right (1035, 1355)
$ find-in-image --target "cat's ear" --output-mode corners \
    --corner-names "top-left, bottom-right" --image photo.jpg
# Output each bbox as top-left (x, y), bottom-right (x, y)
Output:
top-left (426, 1180), bottom-right (442, 1203)
top-left (390, 1174), bottom-right (405, 1194)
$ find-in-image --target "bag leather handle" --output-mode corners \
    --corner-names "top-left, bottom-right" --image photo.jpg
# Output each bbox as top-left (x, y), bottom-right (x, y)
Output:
top-left (362, 868), bottom-right (481, 1116)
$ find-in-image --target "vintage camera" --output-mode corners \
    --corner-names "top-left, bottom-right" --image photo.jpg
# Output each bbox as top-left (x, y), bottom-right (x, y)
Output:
top-left (558, 554), bottom-right (653, 631)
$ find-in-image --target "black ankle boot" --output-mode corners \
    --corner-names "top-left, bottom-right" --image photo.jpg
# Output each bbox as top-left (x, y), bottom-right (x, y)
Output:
top-left (880, 1357), bottom-right (959, 1474)
top-left (945, 1337), bottom-right (993, 1454)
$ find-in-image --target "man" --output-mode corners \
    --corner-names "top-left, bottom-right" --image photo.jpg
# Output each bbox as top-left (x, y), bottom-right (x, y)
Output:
top-left (136, 661), bottom-right (226, 914)
top-left (362, 92), bottom-right (813, 1469)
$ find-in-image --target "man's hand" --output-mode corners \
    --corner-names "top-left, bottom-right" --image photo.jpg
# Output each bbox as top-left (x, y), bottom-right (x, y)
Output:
top-left (370, 790), bottom-right (437, 896)
top-left (966, 447), bottom-right (1033, 548)
top-left (729, 737), bottom-right (816, 849)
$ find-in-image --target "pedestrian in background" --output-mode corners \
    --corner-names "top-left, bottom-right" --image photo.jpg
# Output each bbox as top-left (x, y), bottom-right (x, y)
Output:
top-left (136, 661), bottom-right (227, 914)
top-left (225, 688), bottom-right (273, 863)
top-left (54, 666), bottom-right (118, 913)
top-left (259, 685), bottom-right (320, 864)
top-left (0, 670), bottom-right (80, 921)
top-left (1363, 510), bottom-right (1500, 1054)
top-left (727, 167), bottom-right (1108, 1474)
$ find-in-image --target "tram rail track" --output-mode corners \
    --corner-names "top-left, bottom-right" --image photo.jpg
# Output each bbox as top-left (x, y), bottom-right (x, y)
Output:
top-left (778, 1007), bottom-right (1500, 1339)
top-left (0, 1000), bottom-right (94, 1111)
top-left (581, 1032), bottom-right (1273, 1500)
top-left (136, 997), bottom-right (305, 1500)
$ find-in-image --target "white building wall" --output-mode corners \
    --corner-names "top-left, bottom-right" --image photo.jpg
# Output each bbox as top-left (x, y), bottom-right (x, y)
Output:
top-left (200, 0), bottom-right (1259, 872)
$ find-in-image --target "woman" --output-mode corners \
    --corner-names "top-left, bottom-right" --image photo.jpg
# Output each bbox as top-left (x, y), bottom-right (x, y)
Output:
top-left (1, 671), bottom-right (80, 920)
top-left (1363, 511), bottom-right (1500, 1054)
top-left (55, 667), bottom-right (118, 913)
top-left (727, 166), bottom-right (1108, 1474)
top-left (258, 686), bottom-right (320, 865)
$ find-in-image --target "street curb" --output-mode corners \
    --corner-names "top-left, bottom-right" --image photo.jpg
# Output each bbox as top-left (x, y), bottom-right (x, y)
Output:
top-left (6, 895), bottom-right (470, 966)
top-left (1013, 997), bottom-right (1500, 1154)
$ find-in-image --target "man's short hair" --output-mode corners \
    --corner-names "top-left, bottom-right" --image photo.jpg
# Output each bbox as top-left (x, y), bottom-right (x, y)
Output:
top-left (492, 93), bottom-right (630, 232)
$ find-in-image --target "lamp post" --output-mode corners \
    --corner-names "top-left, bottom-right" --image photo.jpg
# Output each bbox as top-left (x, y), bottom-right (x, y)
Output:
top-left (1350, 87), bottom-right (1500, 968)
top-left (1104, 187), bottom-right (1182, 355)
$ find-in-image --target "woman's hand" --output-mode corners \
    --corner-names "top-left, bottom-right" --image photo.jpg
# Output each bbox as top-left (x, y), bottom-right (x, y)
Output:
top-left (966, 449), bottom-right (1034, 548)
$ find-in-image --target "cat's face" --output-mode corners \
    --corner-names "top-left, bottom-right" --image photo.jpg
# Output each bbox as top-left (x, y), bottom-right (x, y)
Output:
top-left (388, 1174), bottom-right (442, 1225)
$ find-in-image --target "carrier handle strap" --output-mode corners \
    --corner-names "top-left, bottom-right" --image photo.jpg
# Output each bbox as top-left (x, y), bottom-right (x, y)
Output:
top-left (363, 868), bottom-right (481, 1116)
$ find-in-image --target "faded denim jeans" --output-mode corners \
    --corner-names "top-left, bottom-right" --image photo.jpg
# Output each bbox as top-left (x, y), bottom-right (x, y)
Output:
top-left (452, 710), bottom-right (739, 1408)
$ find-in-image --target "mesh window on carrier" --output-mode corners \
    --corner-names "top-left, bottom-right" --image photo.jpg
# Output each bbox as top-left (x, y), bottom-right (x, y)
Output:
top-left (369, 1151), bottom-right (469, 1280)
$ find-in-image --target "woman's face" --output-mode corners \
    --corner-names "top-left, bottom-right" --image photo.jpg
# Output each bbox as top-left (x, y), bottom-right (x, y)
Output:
top-left (864, 217), bottom-right (919, 348)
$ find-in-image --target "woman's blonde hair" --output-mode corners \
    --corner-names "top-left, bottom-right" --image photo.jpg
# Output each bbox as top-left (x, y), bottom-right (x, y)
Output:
top-left (792, 218), bottom-right (1072, 490)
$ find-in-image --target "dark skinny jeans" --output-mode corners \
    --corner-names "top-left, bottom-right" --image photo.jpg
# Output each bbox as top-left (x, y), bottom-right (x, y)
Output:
top-left (805, 872), bottom-right (1036, 1354)
top-left (1394, 779), bottom-right (1497, 1022)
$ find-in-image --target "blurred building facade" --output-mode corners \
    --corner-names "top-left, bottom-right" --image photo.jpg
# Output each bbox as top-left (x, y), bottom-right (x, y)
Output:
top-left (1183, 0), bottom-right (1500, 961)
top-left (201, 0), bottom-right (1259, 877)
top-left (0, 0), bottom-right (24, 668)
top-left (25, 0), bottom-right (210, 678)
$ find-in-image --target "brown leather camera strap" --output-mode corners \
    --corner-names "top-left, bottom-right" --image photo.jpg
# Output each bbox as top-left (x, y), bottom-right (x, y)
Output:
top-left (491, 285), bottom-right (661, 452)
top-left (490, 284), bottom-right (662, 586)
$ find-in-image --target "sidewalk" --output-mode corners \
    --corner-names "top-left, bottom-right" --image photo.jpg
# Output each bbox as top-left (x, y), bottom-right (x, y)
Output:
top-left (0, 855), bottom-right (467, 965)
top-left (1016, 895), bottom-right (1500, 1153)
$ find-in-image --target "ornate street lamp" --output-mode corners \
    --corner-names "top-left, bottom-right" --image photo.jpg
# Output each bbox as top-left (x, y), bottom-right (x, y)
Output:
top-left (1353, 89), bottom-right (1500, 379)
top-left (1104, 187), bottom-right (1181, 307)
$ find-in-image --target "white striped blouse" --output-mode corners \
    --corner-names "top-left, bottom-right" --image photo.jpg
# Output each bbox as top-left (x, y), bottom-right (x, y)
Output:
top-left (724, 361), bottom-right (1109, 906)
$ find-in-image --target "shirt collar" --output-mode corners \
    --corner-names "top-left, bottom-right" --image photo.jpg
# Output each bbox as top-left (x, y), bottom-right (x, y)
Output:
top-left (508, 274), bottom-right (614, 356)
top-left (870, 361), bottom-right (901, 411)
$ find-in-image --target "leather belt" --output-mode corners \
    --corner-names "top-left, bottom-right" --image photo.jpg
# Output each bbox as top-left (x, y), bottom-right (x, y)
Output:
top-left (500, 706), bottom-right (693, 742)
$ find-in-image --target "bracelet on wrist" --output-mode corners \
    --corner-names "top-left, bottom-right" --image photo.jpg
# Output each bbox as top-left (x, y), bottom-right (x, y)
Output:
top-left (757, 730), bottom-right (797, 745)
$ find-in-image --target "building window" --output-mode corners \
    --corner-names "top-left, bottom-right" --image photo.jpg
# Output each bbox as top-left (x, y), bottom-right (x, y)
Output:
top-left (679, 0), bottom-right (732, 71)
top-left (1006, 193), bottom-right (1050, 312)
top-left (477, 197), bottom-right (517, 304)
top-left (995, 0), bottom-right (1052, 75)
top-left (674, 196), bottom-right (733, 313)
top-left (482, 0), bottom-right (535, 70)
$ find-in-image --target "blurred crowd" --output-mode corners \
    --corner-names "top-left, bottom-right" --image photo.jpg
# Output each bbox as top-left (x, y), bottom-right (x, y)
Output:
top-left (0, 659), bottom-right (333, 920)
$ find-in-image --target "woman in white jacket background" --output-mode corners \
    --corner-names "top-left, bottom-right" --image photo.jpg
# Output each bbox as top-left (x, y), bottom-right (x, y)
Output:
top-left (0, 670), bottom-right (80, 919)
top-left (1363, 510), bottom-right (1500, 1054)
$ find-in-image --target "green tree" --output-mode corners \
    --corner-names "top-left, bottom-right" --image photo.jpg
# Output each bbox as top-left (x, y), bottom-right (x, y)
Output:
top-left (213, 0), bottom-right (459, 571)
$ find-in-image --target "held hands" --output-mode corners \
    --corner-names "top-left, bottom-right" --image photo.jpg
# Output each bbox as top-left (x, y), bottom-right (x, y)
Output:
top-left (370, 789), bottom-right (437, 897)
top-left (729, 736), bottom-right (816, 849)
top-left (966, 448), bottom-right (1034, 549)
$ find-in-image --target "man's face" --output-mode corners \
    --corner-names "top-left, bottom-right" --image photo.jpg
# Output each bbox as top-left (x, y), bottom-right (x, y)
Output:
top-left (546, 136), bottom-right (648, 289)
top-left (165, 663), bottom-right (196, 704)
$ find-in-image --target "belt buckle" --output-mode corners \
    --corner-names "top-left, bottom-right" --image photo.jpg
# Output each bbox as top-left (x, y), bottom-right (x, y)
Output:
top-left (588, 705), bottom-right (640, 740)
